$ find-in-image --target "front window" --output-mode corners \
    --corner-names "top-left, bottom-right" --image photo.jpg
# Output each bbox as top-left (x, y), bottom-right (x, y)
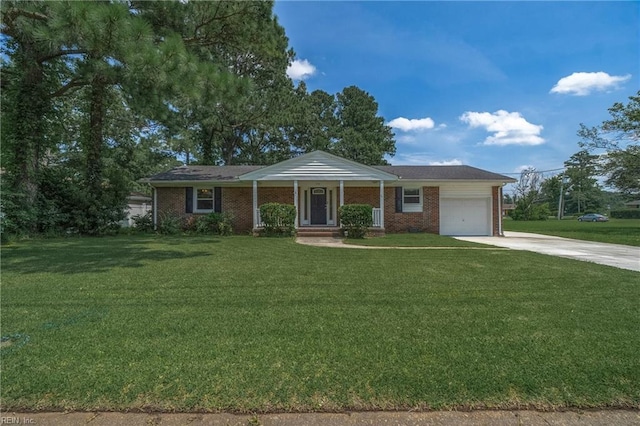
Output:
top-left (196, 188), bottom-right (214, 211)
top-left (403, 188), bottom-right (422, 212)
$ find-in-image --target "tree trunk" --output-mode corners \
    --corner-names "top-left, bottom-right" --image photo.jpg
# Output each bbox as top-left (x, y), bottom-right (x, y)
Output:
top-left (86, 75), bottom-right (107, 197)
top-left (9, 48), bottom-right (49, 232)
top-left (200, 127), bottom-right (217, 165)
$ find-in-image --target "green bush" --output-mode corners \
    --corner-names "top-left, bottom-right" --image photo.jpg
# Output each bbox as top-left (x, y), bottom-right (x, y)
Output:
top-left (217, 215), bottom-right (234, 236)
top-left (158, 212), bottom-right (183, 235)
top-left (510, 201), bottom-right (551, 221)
top-left (610, 209), bottom-right (640, 219)
top-left (194, 212), bottom-right (234, 236)
top-left (339, 204), bottom-right (373, 238)
top-left (131, 211), bottom-right (154, 232)
top-left (259, 203), bottom-right (296, 236)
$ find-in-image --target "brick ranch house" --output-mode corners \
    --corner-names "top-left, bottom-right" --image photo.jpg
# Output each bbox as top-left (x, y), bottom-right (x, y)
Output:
top-left (145, 150), bottom-right (516, 236)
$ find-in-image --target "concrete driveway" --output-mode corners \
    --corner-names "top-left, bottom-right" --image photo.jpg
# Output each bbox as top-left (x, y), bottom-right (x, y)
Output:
top-left (456, 231), bottom-right (640, 272)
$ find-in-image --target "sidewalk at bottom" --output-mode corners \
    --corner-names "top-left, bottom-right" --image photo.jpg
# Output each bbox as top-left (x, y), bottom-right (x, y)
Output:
top-left (2, 410), bottom-right (639, 426)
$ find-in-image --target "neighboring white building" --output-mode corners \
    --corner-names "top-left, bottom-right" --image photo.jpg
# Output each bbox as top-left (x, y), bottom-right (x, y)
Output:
top-left (120, 192), bottom-right (152, 227)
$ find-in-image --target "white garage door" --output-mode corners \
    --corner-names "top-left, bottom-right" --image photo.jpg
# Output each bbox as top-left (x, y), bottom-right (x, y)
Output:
top-left (440, 198), bottom-right (491, 236)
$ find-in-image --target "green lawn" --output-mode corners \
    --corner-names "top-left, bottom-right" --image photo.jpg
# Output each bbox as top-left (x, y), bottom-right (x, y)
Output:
top-left (344, 233), bottom-right (486, 247)
top-left (503, 218), bottom-right (640, 246)
top-left (2, 235), bottom-right (639, 412)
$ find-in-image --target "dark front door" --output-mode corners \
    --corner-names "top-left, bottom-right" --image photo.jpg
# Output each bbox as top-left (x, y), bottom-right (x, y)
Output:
top-left (310, 188), bottom-right (327, 225)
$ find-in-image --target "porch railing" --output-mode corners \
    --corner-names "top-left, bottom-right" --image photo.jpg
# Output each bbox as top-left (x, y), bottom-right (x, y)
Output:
top-left (256, 209), bottom-right (264, 227)
top-left (255, 209), bottom-right (287, 228)
top-left (372, 208), bottom-right (382, 227)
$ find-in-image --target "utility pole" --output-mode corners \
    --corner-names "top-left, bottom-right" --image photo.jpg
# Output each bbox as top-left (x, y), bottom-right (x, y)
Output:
top-left (557, 174), bottom-right (565, 220)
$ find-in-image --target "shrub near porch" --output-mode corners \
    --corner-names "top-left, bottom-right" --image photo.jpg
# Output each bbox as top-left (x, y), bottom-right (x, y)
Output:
top-left (339, 204), bottom-right (373, 238)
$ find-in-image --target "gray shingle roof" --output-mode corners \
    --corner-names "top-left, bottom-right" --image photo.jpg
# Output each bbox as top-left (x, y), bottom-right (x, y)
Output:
top-left (147, 165), bottom-right (263, 182)
top-left (147, 164), bottom-right (515, 182)
top-left (374, 165), bottom-right (515, 181)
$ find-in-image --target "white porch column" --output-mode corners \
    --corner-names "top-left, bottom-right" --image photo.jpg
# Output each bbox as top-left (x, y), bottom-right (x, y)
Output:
top-left (252, 180), bottom-right (258, 227)
top-left (339, 180), bottom-right (344, 206)
top-left (379, 180), bottom-right (385, 229)
top-left (293, 180), bottom-right (299, 229)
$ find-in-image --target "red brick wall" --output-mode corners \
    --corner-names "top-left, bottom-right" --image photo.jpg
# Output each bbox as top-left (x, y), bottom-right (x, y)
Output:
top-left (344, 187), bottom-right (381, 207)
top-left (257, 187), bottom-right (294, 206)
top-left (156, 187), bottom-right (187, 219)
top-left (424, 187), bottom-right (440, 234)
top-left (156, 186), bottom-right (298, 234)
top-left (383, 186), bottom-right (439, 234)
top-left (492, 186), bottom-right (501, 236)
top-left (223, 187), bottom-right (252, 234)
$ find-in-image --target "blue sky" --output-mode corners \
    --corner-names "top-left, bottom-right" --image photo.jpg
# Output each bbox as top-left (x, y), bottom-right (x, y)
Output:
top-left (274, 1), bottom-right (639, 180)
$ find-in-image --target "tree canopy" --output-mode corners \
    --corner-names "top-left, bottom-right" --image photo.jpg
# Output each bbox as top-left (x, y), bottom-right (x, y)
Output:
top-left (578, 91), bottom-right (640, 195)
top-left (0, 0), bottom-right (397, 237)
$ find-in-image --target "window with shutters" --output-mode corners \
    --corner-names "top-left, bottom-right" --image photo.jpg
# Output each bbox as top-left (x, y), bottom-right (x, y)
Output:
top-left (186, 187), bottom-right (221, 214)
top-left (195, 189), bottom-right (214, 212)
top-left (403, 187), bottom-right (422, 212)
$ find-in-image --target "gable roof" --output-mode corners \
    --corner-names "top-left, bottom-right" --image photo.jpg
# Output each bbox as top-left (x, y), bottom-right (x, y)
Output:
top-left (239, 150), bottom-right (398, 181)
top-left (145, 151), bottom-right (516, 183)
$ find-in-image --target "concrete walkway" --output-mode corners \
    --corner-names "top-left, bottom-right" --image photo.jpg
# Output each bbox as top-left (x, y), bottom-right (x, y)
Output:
top-left (296, 237), bottom-right (506, 250)
top-left (6, 410), bottom-right (640, 426)
top-left (455, 231), bottom-right (640, 272)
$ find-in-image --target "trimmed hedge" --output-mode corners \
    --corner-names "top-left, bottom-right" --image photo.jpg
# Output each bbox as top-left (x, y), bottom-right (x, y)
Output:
top-left (610, 209), bottom-right (640, 219)
top-left (259, 203), bottom-right (296, 236)
top-left (339, 204), bottom-right (373, 238)
top-left (192, 212), bottom-right (234, 236)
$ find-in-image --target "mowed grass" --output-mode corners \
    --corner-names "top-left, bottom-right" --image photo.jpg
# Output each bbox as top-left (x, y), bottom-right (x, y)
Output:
top-left (504, 218), bottom-right (640, 246)
top-left (344, 233), bottom-right (486, 247)
top-left (1, 235), bottom-right (639, 412)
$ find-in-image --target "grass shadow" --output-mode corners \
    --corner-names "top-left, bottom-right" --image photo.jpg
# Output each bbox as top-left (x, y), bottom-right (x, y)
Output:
top-left (1, 235), bottom-right (219, 275)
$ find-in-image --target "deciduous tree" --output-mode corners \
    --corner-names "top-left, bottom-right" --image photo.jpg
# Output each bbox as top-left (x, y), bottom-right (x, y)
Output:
top-left (578, 91), bottom-right (640, 195)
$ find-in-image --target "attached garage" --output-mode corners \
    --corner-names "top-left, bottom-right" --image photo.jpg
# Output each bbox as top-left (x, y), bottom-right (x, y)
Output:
top-left (440, 184), bottom-right (493, 236)
top-left (440, 198), bottom-right (492, 236)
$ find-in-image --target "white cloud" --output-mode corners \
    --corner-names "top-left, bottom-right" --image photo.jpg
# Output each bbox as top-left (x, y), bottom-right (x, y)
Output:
top-left (550, 72), bottom-right (631, 96)
top-left (286, 59), bottom-right (317, 80)
top-left (429, 159), bottom-right (463, 166)
top-left (396, 134), bottom-right (418, 145)
top-left (388, 117), bottom-right (435, 132)
top-left (460, 110), bottom-right (545, 146)
top-left (392, 153), bottom-right (465, 166)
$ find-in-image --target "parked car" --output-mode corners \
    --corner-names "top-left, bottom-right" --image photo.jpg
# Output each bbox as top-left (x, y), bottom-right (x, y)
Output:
top-left (577, 213), bottom-right (609, 222)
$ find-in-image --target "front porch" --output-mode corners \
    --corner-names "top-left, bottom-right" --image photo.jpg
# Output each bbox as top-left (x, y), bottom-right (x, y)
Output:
top-left (250, 180), bottom-right (387, 231)
top-left (237, 150), bottom-right (399, 234)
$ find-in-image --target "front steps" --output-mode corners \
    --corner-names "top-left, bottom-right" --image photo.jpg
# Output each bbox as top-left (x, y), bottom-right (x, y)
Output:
top-left (296, 227), bottom-right (386, 237)
top-left (296, 227), bottom-right (343, 237)
top-left (253, 227), bottom-right (385, 237)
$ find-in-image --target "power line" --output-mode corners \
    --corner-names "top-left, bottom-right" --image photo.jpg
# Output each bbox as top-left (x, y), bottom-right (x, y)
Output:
top-left (499, 167), bottom-right (566, 176)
